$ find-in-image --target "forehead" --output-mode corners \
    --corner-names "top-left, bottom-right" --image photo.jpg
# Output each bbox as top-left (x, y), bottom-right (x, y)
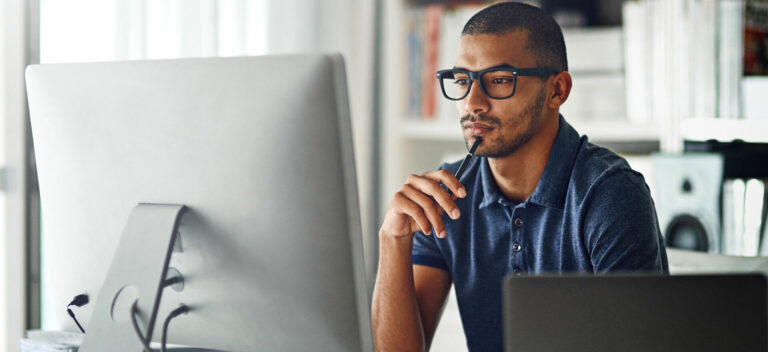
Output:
top-left (455, 31), bottom-right (536, 70)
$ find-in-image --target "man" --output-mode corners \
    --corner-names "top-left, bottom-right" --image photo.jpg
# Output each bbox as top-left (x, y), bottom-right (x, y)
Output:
top-left (372, 2), bottom-right (669, 351)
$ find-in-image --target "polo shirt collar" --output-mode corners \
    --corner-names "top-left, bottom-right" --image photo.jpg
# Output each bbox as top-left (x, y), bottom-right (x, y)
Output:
top-left (478, 114), bottom-right (582, 210)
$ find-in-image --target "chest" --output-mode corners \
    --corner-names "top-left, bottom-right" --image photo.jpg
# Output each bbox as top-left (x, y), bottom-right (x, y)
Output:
top-left (443, 204), bottom-right (593, 283)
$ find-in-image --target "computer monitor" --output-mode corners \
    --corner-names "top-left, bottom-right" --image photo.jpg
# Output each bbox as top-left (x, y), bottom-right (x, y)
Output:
top-left (503, 274), bottom-right (767, 352)
top-left (26, 54), bottom-right (373, 351)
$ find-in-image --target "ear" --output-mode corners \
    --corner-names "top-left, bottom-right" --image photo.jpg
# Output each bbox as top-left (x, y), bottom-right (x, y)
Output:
top-left (547, 71), bottom-right (572, 110)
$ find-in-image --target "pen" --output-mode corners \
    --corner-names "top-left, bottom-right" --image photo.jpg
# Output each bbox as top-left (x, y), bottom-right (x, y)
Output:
top-left (454, 136), bottom-right (483, 181)
top-left (445, 137), bottom-right (482, 197)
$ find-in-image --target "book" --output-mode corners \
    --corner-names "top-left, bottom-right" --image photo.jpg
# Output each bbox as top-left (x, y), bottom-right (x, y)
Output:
top-left (722, 179), bottom-right (746, 255)
top-left (742, 76), bottom-right (768, 120)
top-left (622, 2), bottom-right (650, 124)
top-left (744, 1), bottom-right (768, 75)
top-left (405, 7), bottom-right (424, 118)
top-left (743, 179), bottom-right (765, 256)
top-left (718, 0), bottom-right (744, 119)
top-left (690, 0), bottom-right (717, 120)
top-left (760, 179), bottom-right (768, 255)
top-left (723, 179), bottom-right (747, 255)
top-left (420, 4), bottom-right (441, 119)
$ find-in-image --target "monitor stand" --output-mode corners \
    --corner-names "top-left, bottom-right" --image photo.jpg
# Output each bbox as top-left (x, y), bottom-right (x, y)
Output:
top-left (79, 203), bottom-right (186, 352)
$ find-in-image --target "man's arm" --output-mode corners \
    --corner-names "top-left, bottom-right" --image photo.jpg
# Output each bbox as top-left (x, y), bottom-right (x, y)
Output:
top-left (583, 170), bottom-right (668, 273)
top-left (372, 237), bottom-right (451, 351)
top-left (413, 265), bottom-right (452, 348)
top-left (372, 170), bottom-right (465, 351)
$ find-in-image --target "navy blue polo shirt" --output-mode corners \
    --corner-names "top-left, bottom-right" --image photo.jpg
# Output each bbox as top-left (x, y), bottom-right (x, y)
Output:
top-left (411, 115), bottom-right (669, 351)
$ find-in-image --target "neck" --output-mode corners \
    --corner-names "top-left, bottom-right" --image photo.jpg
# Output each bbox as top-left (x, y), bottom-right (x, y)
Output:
top-left (487, 113), bottom-right (560, 202)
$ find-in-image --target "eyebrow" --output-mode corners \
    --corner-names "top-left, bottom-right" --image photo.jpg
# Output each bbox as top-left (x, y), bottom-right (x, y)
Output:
top-left (452, 63), bottom-right (517, 71)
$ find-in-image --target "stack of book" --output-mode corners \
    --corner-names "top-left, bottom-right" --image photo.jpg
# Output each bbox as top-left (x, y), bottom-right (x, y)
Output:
top-left (623, 0), bottom-right (767, 123)
top-left (722, 178), bottom-right (768, 256)
top-left (404, 3), bottom-right (484, 122)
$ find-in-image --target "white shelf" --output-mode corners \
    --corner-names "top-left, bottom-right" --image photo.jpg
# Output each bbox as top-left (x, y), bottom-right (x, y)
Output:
top-left (570, 120), bottom-right (660, 142)
top-left (400, 118), bottom-right (661, 143)
top-left (681, 118), bottom-right (768, 143)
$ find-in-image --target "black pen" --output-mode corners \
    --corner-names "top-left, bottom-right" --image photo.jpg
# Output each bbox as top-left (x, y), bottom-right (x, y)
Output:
top-left (445, 137), bottom-right (482, 196)
top-left (455, 137), bottom-right (483, 181)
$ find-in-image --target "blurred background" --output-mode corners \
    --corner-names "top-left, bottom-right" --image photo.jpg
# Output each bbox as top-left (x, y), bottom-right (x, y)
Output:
top-left (1, 0), bottom-right (767, 351)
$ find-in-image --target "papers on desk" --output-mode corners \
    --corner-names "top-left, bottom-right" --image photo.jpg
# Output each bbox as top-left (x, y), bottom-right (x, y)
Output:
top-left (21, 330), bottom-right (82, 352)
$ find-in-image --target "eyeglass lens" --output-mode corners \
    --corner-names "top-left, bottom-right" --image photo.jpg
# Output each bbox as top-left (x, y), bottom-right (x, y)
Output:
top-left (441, 70), bottom-right (516, 99)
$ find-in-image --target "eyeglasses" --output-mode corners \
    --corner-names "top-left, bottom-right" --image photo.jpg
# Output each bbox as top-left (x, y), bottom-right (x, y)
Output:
top-left (436, 64), bottom-right (560, 101)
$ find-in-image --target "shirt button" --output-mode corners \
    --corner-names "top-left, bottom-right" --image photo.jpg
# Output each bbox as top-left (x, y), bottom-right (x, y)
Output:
top-left (514, 218), bottom-right (524, 227)
top-left (512, 267), bottom-right (522, 275)
top-left (512, 242), bottom-right (522, 252)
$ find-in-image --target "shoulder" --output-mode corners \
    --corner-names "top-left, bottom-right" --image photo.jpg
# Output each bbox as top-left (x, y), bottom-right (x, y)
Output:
top-left (568, 139), bottom-right (651, 206)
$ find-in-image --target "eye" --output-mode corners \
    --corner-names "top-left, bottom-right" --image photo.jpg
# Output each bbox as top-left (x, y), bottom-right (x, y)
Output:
top-left (491, 77), bottom-right (514, 84)
top-left (453, 79), bottom-right (468, 86)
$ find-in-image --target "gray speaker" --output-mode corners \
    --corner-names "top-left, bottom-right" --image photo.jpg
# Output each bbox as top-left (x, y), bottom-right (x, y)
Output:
top-left (652, 153), bottom-right (724, 253)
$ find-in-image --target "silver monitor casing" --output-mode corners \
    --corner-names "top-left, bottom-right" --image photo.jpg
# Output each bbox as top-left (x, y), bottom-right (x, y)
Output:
top-left (26, 54), bottom-right (373, 351)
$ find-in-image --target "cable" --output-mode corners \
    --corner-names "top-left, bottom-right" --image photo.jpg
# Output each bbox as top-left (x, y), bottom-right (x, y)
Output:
top-left (161, 305), bottom-right (190, 352)
top-left (66, 294), bottom-right (89, 333)
top-left (66, 308), bottom-right (85, 333)
top-left (131, 300), bottom-right (155, 352)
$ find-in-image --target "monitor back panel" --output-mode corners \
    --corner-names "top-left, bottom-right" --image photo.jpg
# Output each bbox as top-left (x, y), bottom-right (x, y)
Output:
top-left (26, 54), bottom-right (371, 351)
top-left (503, 274), bottom-right (767, 352)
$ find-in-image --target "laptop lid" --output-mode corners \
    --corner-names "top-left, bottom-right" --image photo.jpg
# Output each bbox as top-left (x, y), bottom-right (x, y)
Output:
top-left (503, 274), bottom-right (767, 352)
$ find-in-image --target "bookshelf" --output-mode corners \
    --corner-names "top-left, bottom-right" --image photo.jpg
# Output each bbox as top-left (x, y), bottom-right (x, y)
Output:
top-left (400, 118), bottom-right (662, 143)
top-left (381, 1), bottom-right (659, 204)
top-left (681, 118), bottom-right (768, 144)
top-left (381, 0), bottom-right (765, 202)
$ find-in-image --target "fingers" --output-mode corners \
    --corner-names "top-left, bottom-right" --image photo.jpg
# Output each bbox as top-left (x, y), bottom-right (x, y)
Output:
top-left (382, 169), bottom-right (467, 240)
top-left (424, 169), bottom-right (466, 199)
top-left (409, 172), bottom-right (462, 219)
top-left (404, 171), bottom-right (465, 237)
top-left (392, 191), bottom-right (433, 235)
top-left (401, 184), bottom-right (448, 237)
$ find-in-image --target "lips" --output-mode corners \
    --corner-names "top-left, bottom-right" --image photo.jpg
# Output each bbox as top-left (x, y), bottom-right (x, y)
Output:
top-left (463, 122), bottom-right (494, 136)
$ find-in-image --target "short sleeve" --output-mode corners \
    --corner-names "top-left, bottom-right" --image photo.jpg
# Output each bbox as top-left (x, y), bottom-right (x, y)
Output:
top-left (412, 231), bottom-right (449, 271)
top-left (582, 170), bottom-right (669, 274)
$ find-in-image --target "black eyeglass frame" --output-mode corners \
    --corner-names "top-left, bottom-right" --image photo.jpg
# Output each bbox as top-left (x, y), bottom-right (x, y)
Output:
top-left (435, 64), bottom-right (560, 101)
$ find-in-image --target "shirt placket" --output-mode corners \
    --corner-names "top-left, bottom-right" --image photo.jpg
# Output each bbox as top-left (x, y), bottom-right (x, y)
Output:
top-left (503, 202), bottom-right (525, 276)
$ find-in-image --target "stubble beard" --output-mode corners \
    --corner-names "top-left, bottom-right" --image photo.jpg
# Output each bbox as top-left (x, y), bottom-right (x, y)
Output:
top-left (460, 86), bottom-right (547, 158)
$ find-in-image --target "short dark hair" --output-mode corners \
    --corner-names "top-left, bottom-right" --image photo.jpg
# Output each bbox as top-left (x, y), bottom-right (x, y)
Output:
top-left (462, 2), bottom-right (568, 72)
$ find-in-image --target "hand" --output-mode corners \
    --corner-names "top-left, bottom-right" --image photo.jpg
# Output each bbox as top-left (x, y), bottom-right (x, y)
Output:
top-left (380, 169), bottom-right (467, 240)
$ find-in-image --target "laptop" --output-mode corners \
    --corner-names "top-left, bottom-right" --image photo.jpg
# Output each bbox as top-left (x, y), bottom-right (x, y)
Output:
top-left (503, 274), bottom-right (767, 352)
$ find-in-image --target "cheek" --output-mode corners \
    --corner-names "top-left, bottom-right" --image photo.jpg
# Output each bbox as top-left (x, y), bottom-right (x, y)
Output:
top-left (493, 102), bottom-right (519, 119)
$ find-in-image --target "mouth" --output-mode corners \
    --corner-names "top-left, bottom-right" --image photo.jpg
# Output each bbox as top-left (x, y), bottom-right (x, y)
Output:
top-left (463, 122), bottom-right (494, 136)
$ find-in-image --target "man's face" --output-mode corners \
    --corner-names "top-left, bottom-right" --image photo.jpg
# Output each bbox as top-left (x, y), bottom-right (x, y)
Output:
top-left (454, 31), bottom-right (549, 158)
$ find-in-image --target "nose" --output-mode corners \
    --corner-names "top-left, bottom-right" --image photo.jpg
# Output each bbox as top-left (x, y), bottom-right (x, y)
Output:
top-left (461, 79), bottom-right (490, 116)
